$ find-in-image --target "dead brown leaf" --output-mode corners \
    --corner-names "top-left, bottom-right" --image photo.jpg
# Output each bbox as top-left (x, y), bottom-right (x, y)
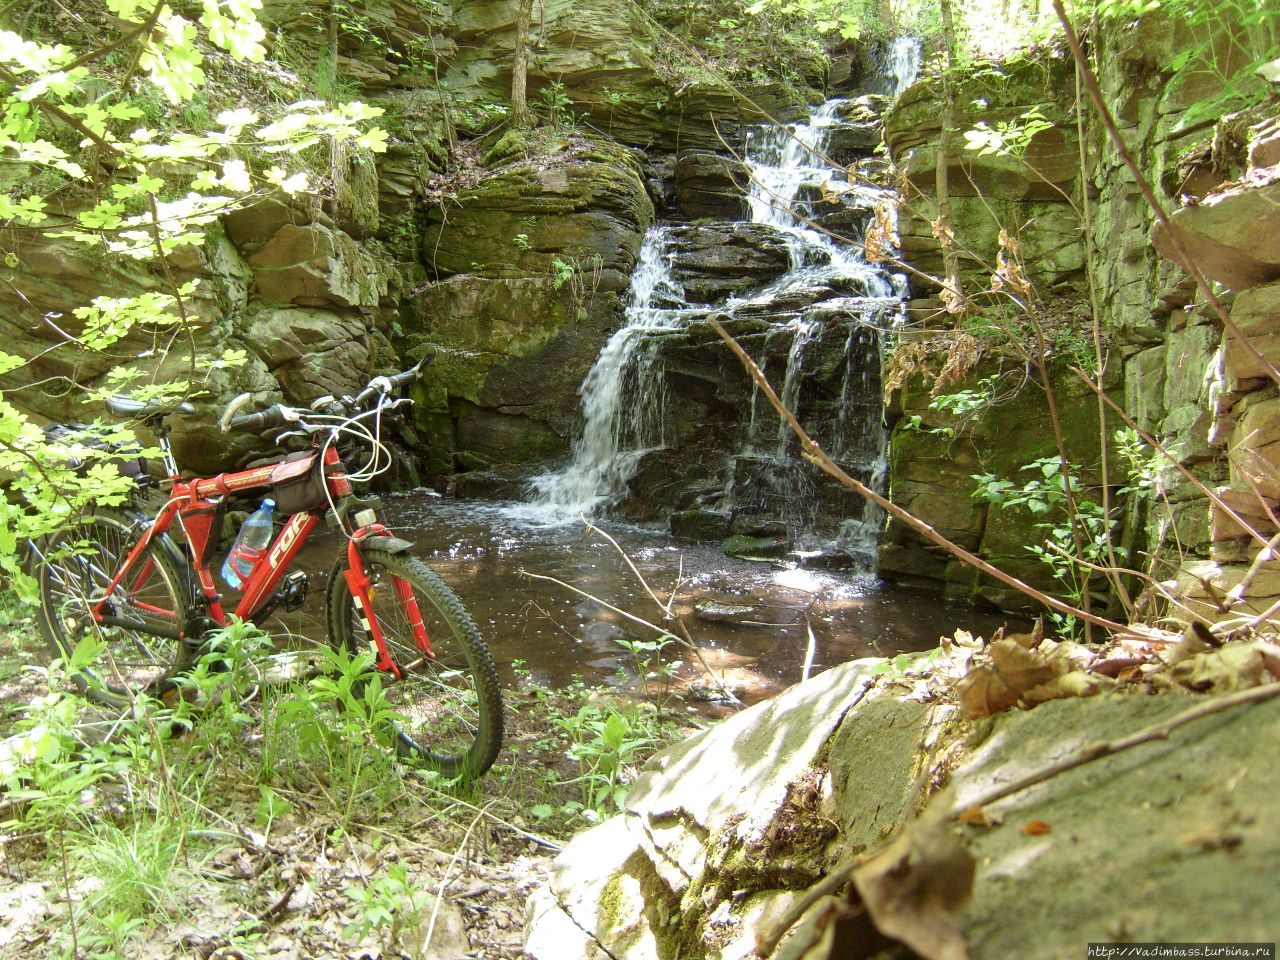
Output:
top-left (957, 805), bottom-right (1002, 828)
top-left (955, 665), bottom-right (1019, 718)
top-left (851, 792), bottom-right (975, 960)
top-left (1171, 640), bottom-right (1280, 693)
top-left (1178, 827), bottom-right (1243, 852)
top-left (956, 640), bottom-right (1057, 718)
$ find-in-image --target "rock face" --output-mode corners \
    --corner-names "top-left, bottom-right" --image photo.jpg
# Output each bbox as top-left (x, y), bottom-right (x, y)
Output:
top-left (666, 223), bottom-right (793, 302)
top-left (884, 54), bottom-right (1083, 292)
top-left (525, 661), bottom-right (1280, 960)
top-left (408, 133), bottom-right (654, 480)
top-left (0, 0), bottom-right (819, 480)
top-left (441, 0), bottom-right (822, 150)
top-left (877, 11), bottom-right (1280, 613)
top-left (421, 136), bottom-right (653, 294)
top-left (673, 152), bottom-right (752, 221)
top-left (1153, 181), bottom-right (1280, 290)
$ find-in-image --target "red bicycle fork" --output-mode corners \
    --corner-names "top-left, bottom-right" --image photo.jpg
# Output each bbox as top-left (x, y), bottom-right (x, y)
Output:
top-left (343, 525), bottom-right (434, 677)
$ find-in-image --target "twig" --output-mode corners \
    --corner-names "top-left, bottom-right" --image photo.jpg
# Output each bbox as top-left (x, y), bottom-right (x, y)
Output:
top-left (579, 518), bottom-right (738, 701)
top-left (256, 873), bottom-right (299, 923)
top-left (760, 682), bottom-right (1280, 957)
top-left (708, 316), bottom-right (1127, 634)
top-left (800, 614), bottom-right (817, 682)
top-left (1073, 367), bottom-right (1272, 548)
top-left (1039, 541), bottom-right (1210, 626)
top-left (518, 567), bottom-right (670, 636)
top-left (1224, 531), bottom-right (1280, 610)
top-left (957, 680), bottom-right (1280, 814)
top-left (1052, 0), bottom-right (1280, 389)
top-left (424, 804), bottom-right (491, 954)
top-left (406, 782), bottom-right (563, 853)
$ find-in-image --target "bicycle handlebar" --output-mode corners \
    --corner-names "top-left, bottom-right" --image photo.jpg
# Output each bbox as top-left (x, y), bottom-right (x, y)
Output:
top-left (219, 354), bottom-right (433, 434)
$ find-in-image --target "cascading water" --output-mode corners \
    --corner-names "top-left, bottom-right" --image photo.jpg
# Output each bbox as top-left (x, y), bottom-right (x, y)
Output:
top-left (872, 36), bottom-right (923, 97)
top-left (518, 41), bottom-right (920, 561)
top-left (518, 232), bottom-right (692, 517)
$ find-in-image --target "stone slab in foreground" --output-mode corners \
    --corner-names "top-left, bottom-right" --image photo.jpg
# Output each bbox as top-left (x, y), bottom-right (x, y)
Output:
top-left (526, 660), bottom-right (1280, 959)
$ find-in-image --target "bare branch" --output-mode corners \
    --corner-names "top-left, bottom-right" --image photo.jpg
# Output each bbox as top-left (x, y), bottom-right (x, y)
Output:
top-left (708, 315), bottom-right (1127, 634)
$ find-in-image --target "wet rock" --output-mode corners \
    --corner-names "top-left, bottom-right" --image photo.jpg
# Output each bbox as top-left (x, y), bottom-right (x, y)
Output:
top-left (825, 95), bottom-right (889, 165)
top-left (673, 151), bottom-right (751, 221)
top-left (849, 156), bottom-right (895, 186)
top-left (692, 599), bottom-right (760, 623)
top-left (405, 275), bottom-right (614, 474)
top-left (795, 182), bottom-right (879, 240)
top-left (721, 534), bottom-right (788, 560)
top-left (451, 469), bottom-right (529, 501)
top-left (670, 508), bottom-right (732, 541)
top-left (666, 222), bottom-right (792, 302)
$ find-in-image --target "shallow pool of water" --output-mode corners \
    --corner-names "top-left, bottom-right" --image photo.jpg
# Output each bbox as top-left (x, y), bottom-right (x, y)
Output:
top-left (275, 493), bottom-right (1018, 704)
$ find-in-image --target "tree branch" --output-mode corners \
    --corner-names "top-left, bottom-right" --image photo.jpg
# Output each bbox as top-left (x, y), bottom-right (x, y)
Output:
top-left (708, 316), bottom-right (1128, 634)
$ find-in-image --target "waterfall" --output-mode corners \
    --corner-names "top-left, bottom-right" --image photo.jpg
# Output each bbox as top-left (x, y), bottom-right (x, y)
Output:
top-left (873, 36), bottom-right (922, 97)
top-left (517, 232), bottom-right (692, 518)
top-left (516, 41), bottom-right (920, 552)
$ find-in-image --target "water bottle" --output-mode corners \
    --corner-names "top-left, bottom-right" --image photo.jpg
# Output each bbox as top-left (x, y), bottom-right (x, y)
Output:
top-left (221, 498), bottom-right (276, 590)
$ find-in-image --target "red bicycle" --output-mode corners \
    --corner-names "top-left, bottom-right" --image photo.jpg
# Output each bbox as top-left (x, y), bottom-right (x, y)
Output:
top-left (33, 359), bottom-right (503, 779)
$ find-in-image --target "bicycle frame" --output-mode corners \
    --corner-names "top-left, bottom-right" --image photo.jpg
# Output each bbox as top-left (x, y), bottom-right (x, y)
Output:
top-left (90, 442), bottom-right (432, 674)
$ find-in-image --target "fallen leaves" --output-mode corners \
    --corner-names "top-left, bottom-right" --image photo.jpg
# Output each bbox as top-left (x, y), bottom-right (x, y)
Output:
top-left (850, 793), bottom-right (976, 960)
top-left (955, 632), bottom-right (1117, 719)
top-left (1162, 632), bottom-right (1280, 694)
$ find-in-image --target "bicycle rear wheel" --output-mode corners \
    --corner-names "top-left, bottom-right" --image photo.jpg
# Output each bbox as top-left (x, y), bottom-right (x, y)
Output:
top-left (326, 549), bottom-right (503, 779)
top-left (35, 511), bottom-right (191, 705)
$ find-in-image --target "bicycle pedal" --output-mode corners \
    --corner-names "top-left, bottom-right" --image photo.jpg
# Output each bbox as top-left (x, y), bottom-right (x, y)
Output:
top-left (280, 571), bottom-right (309, 611)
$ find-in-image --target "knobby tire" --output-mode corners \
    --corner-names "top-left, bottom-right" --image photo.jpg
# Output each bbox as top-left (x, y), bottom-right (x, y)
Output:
top-left (35, 509), bottom-right (191, 706)
top-left (326, 549), bottom-right (503, 779)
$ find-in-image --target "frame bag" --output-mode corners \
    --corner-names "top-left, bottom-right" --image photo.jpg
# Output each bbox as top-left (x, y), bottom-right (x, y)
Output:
top-left (270, 452), bottom-right (329, 514)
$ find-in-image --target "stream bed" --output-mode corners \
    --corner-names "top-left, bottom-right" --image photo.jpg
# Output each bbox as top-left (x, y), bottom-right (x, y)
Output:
top-left (285, 492), bottom-right (1018, 706)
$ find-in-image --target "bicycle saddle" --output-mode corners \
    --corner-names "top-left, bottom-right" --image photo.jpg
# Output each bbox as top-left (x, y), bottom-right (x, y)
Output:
top-left (105, 395), bottom-right (197, 420)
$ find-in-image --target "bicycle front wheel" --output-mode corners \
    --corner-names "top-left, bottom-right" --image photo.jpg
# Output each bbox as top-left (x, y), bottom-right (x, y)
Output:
top-left (326, 549), bottom-right (503, 779)
top-left (35, 510), bottom-right (191, 705)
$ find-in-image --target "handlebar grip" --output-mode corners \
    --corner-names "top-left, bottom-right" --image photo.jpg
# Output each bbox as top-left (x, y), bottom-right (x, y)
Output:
top-left (227, 406), bottom-right (286, 433)
top-left (390, 349), bottom-right (435, 387)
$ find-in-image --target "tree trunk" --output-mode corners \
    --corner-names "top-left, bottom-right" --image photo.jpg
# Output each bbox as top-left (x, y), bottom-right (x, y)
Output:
top-left (510, 0), bottom-right (535, 128)
top-left (878, 0), bottom-right (895, 35)
top-left (934, 0), bottom-right (961, 310)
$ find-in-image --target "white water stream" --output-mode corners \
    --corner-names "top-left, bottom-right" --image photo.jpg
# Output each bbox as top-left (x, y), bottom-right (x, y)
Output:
top-left (513, 41), bottom-right (921, 553)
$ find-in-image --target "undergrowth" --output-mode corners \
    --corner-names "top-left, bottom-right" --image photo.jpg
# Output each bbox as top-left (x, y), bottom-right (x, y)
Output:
top-left (0, 611), bottom-right (696, 959)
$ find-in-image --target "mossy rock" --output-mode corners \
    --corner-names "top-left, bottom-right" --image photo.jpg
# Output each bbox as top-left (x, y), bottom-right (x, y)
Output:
top-left (421, 135), bottom-right (653, 292)
top-left (721, 534), bottom-right (788, 560)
